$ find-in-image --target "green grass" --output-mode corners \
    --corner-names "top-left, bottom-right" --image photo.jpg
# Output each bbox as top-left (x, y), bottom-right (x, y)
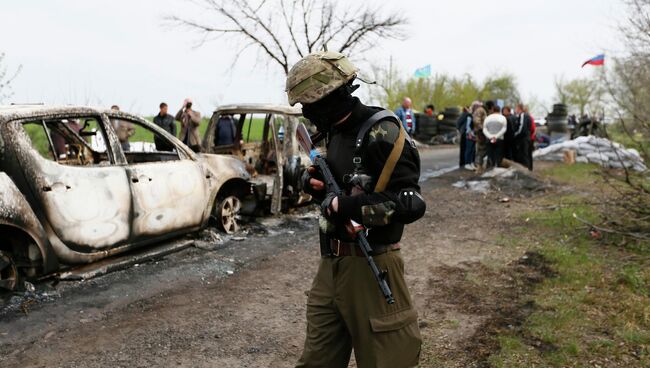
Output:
top-left (23, 123), bottom-right (52, 157)
top-left (21, 116), bottom-right (268, 155)
top-left (539, 163), bottom-right (602, 186)
top-left (488, 164), bottom-right (650, 367)
top-left (139, 116), bottom-right (265, 144)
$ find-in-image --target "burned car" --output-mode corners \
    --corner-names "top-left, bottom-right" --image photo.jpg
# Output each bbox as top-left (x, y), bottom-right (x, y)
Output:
top-left (0, 105), bottom-right (257, 290)
top-left (202, 104), bottom-right (313, 214)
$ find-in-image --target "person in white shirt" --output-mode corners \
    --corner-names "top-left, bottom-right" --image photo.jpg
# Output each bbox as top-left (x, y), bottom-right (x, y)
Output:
top-left (482, 104), bottom-right (508, 169)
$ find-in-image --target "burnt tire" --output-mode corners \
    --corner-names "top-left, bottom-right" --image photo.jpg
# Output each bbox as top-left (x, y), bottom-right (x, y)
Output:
top-left (214, 195), bottom-right (242, 234)
top-left (0, 250), bottom-right (20, 291)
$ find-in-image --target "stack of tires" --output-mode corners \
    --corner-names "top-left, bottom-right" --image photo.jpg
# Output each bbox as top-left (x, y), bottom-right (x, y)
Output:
top-left (415, 113), bottom-right (437, 140)
top-left (437, 107), bottom-right (460, 135)
top-left (546, 103), bottom-right (570, 144)
top-left (433, 107), bottom-right (460, 144)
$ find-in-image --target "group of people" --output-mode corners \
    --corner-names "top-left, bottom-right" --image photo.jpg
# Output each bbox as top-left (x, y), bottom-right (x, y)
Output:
top-left (152, 99), bottom-right (202, 152)
top-left (152, 99), bottom-right (239, 152)
top-left (107, 100), bottom-right (203, 152)
top-left (457, 100), bottom-right (535, 173)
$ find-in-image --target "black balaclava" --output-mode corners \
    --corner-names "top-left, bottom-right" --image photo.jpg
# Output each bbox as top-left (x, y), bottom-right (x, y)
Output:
top-left (301, 81), bottom-right (359, 133)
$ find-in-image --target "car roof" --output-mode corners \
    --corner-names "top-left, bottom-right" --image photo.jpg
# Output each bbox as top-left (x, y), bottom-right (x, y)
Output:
top-left (0, 105), bottom-right (135, 123)
top-left (214, 104), bottom-right (302, 116)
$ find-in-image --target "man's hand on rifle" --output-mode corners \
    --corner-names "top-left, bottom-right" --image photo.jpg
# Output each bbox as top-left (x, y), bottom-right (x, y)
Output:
top-left (304, 166), bottom-right (339, 216)
top-left (306, 166), bottom-right (325, 191)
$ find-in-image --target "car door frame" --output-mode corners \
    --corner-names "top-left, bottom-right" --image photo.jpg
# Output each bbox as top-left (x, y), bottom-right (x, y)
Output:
top-left (104, 112), bottom-right (214, 240)
top-left (6, 112), bottom-right (134, 255)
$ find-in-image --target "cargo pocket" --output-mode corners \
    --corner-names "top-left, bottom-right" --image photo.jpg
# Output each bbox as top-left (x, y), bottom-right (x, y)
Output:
top-left (369, 308), bottom-right (422, 368)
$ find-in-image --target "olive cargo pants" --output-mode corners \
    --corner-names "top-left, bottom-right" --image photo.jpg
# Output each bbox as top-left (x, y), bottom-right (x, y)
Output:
top-left (296, 250), bottom-right (421, 368)
top-left (475, 140), bottom-right (487, 171)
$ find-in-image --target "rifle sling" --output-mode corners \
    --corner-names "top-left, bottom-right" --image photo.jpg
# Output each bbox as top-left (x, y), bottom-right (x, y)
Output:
top-left (353, 109), bottom-right (409, 193)
top-left (374, 126), bottom-right (406, 192)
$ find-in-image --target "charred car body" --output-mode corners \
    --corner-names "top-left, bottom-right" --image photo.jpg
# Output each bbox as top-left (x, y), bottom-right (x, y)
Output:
top-left (0, 105), bottom-right (257, 290)
top-left (202, 104), bottom-right (312, 214)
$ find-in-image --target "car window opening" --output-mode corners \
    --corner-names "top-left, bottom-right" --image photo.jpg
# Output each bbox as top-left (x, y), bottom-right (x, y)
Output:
top-left (111, 118), bottom-right (182, 165)
top-left (22, 117), bottom-right (111, 166)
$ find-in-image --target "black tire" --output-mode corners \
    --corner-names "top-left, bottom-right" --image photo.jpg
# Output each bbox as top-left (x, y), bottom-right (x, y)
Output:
top-left (547, 117), bottom-right (568, 133)
top-left (552, 104), bottom-right (568, 115)
top-left (418, 115), bottom-right (438, 136)
top-left (444, 106), bottom-right (462, 115)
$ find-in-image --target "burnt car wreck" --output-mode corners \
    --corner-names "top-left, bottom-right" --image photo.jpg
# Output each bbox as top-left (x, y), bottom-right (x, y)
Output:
top-left (0, 105), bottom-right (261, 290)
top-left (202, 104), bottom-right (313, 214)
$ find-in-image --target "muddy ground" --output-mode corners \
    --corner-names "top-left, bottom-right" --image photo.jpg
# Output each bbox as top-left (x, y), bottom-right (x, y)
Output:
top-left (0, 147), bottom-right (553, 367)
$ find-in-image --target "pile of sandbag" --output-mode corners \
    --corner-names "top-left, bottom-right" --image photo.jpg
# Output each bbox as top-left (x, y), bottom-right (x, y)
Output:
top-left (533, 135), bottom-right (647, 172)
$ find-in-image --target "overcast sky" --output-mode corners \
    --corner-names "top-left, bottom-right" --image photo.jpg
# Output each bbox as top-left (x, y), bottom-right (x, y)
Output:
top-left (1, 0), bottom-right (624, 116)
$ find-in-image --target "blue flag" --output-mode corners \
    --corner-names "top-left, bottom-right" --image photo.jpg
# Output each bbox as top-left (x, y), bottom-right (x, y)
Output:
top-left (414, 64), bottom-right (431, 78)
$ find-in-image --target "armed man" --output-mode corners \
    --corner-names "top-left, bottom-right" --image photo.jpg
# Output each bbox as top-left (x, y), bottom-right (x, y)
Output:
top-left (286, 51), bottom-right (426, 368)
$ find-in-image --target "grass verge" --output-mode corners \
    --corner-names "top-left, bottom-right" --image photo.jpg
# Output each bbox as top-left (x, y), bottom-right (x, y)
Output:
top-left (488, 163), bottom-right (650, 367)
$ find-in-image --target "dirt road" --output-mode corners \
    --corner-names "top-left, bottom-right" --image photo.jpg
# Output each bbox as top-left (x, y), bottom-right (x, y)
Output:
top-left (0, 146), bottom-right (546, 367)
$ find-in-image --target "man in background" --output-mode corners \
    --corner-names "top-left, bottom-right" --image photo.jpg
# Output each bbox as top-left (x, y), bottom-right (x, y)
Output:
top-left (424, 104), bottom-right (435, 117)
top-left (153, 102), bottom-right (176, 151)
top-left (395, 97), bottom-right (416, 135)
top-left (525, 105), bottom-right (536, 170)
top-left (512, 103), bottom-right (533, 170)
top-left (176, 98), bottom-right (202, 152)
top-left (214, 114), bottom-right (237, 146)
top-left (456, 106), bottom-right (471, 168)
top-left (110, 105), bottom-right (135, 152)
top-left (472, 100), bottom-right (488, 174)
top-left (483, 104), bottom-right (508, 169)
top-left (502, 105), bottom-right (515, 160)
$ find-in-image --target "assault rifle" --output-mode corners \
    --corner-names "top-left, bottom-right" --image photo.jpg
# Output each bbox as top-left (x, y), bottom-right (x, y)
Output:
top-left (296, 123), bottom-right (395, 305)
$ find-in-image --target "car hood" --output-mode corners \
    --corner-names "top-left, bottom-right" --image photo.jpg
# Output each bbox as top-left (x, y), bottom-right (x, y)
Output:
top-left (196, 153), bottom-right (252, 181)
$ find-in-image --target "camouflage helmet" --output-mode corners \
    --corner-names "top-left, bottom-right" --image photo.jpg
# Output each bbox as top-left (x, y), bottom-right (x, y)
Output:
top-left (286, 51), bottom-right (359, 106)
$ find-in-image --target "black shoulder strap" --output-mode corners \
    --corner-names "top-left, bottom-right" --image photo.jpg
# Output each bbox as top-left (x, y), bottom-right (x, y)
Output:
top-left (352, 109), bottom-right (414, 175)
top-left (355, 110), bottom-right (401, 150)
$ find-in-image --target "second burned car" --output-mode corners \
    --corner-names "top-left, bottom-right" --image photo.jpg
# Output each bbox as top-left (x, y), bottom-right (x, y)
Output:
top-left (202, 104), bottom-right (314, 214)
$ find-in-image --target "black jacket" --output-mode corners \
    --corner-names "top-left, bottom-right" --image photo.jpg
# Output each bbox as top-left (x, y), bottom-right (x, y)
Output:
top-left (306, 99), bottom-right (425, 245)
top-left (456, 111), bottom-right (472, 133)
top-left (513, 113), bottom-right (532, 142)
top-left (153, 113), bottom-right (177, 151)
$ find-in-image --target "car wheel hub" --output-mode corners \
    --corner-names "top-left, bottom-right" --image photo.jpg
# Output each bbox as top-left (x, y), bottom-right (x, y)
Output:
top-left (219, 196), bottom-right (241, 234)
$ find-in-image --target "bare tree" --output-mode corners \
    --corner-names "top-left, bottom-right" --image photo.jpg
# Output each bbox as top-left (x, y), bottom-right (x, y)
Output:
top-left (0, 52), bottom-right (22, 103)
top-left (168, 0), bottom-right (407, 75)
top-left (582, 0), bottom-right (650, 247)
top-left (609, 0), bottom-right (650, 160)
top-left (620, 0), bottom-right (650, 58)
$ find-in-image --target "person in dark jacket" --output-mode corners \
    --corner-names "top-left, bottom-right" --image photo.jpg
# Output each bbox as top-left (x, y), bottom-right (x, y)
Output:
top-left (214, 114), bottom-right (237, 146)
top-left (502, 105), bottom-right (515, 160)
top-left (287, 51), bottom-right (424, 368)
top-left (153, 102), bottom-right (177, 151)
top-left (456, 106), bottom-right (471, 168)
top-left (512, 103), bottom-right (533, 170)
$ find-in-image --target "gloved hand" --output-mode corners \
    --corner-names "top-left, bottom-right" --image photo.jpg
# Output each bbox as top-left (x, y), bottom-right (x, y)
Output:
top-left (320, 192), bottom-right (339, 220)
top-left (301, 166), bottom-right (326, 200)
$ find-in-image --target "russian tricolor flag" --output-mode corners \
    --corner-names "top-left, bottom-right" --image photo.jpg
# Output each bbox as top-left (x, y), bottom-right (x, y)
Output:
top-left (582, 54), bottom-right (605, 68)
